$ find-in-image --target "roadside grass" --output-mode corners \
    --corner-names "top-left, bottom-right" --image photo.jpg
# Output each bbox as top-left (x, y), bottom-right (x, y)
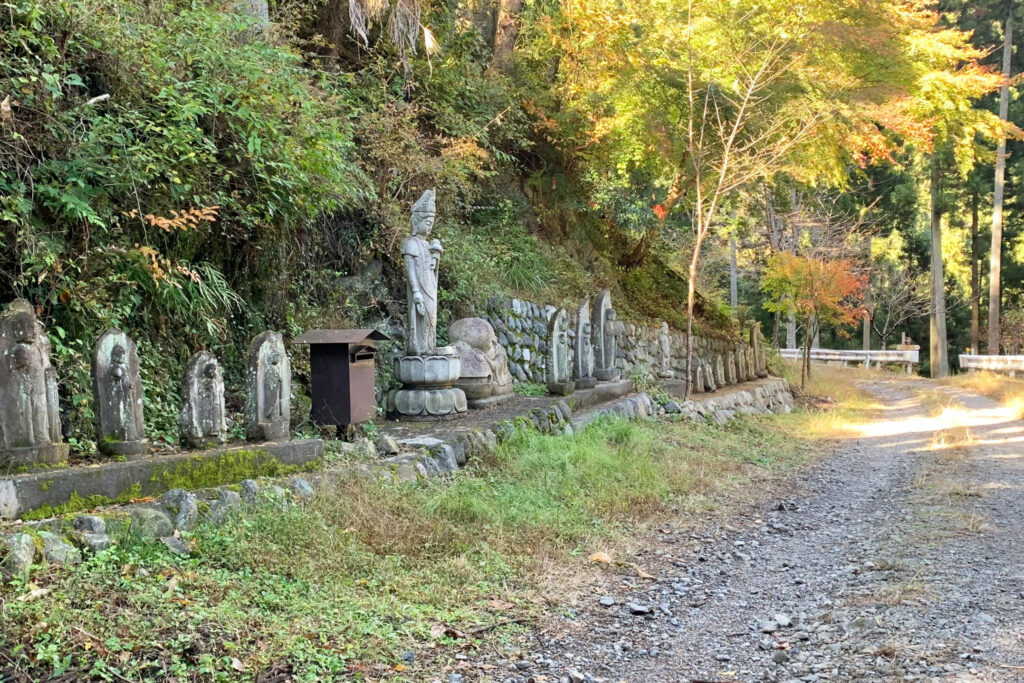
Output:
top-left (773, 361), bottom-right (890, 438)
top-left (0, 414), bottom-right (816, 682)
top-left (941, 371), bottom-right (1024, 418)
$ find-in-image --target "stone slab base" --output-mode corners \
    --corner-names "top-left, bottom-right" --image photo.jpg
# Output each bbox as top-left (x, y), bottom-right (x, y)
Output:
top-left (0, 439), bottom-right (323, 521)
top-left (574, 377), bottom-right (598, 390)
top-left (98, 439), bottom-right (149, 459)
top-left (3, 443), bottom-right (69, 470)
top-left (466, 392), bottom-right (516, 410)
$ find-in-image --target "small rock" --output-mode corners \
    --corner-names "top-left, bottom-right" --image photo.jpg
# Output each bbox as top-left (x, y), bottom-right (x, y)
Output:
top-left (401, 651), bottom-right (415, 664)
top-left (374, 433), bottom-right (401, 455)
top-left (449, 675), bottom-right (464, 683)
top-left (39, 531), bottom-right (81, 565)
top-left (240, 479), bottom-right (260, 504)
top-left (628, 602), bottom-right (652, 615)
top-left (209, 489), bottom-right (242, 524)
top-left (514, 660), bottom-right (531, 670)
top-left (775, 613), bottom-right (792, 628)
top-left (174, 492), bottom-right (199, 531)
top-left (2, 533), bottom-right (36, 579)
top-left (160, 536), bottom-right (190, 556)
top-left (760, 620), bottom-right (778, 633)
top-left (772, 650), bottom-right (790, 664)
top-left (599, 596), bottom-right (616, 607)
top-left (291, 478), bottom-right (315, 501)
top-left (129, 507), bottom-right (174, 538)
top-left (73, 515), bottom-right (107, 535)
top-left (568, 670), bottom-right (585, 683)
top-left (80, 533), bottom-right (113, 552)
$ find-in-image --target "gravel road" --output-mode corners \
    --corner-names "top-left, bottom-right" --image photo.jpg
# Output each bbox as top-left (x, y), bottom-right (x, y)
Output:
top-left (486, 380), bottom-right (1024, 683)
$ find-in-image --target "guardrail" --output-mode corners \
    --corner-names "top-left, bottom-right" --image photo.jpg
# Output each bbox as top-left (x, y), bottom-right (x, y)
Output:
top-left (958, 354), bottom-right (1024, 376)
top-left (779, 347), bottom-right (919, 373)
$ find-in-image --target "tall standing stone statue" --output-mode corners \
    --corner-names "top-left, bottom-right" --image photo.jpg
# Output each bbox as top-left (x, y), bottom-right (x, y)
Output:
top-left (546, 307), bottom-right (575, 396)
top-left (449, 317), bottom-right (513, 408)
top-left (591, 290), bottom-right (622, 381)
top-left (0, 299), bottom-right (67, 467)
top-left (403, 189), bottom-right (443, 356)
top-left (657, 322), bottom-right (674, 379)
top-left (92, 329), bottom-right (147, 456)
top-left (574, 300), bottom-right (597, 389)
top-left (389, 190), bottom-right (467, 420)
top-left (179, 351), bottom-right (227, 448)
top-left (245, 331), bottom-right (291, 441)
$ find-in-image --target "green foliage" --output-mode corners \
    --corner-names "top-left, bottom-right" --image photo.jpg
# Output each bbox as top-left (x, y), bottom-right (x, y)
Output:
top-left (513, 382), bottom-right (549, 397)
top-left (0, 415), bottom-right (813, 679)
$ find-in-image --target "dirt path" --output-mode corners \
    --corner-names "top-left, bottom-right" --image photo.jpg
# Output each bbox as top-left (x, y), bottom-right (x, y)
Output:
top-left (492, 380), bottom-right (1024, 683)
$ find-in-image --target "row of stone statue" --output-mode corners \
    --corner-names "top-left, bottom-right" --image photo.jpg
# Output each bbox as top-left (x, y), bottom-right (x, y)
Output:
top-left (0, 299), bottom-right (293, 468)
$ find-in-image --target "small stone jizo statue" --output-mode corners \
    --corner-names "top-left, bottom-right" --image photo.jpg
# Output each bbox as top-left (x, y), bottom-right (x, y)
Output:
top-left (93, 329), bottom-right (147, 456)
top-left (0, 299), bottom-right (67, 467)
top-left (546, 307), bottom-right (575, 396)
top-left (179, 351), bottom-right (227, 448)
top-left (245, 331), bottom-right (291, 441)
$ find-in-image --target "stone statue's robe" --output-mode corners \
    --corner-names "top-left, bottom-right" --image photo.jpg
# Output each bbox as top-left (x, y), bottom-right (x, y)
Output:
top-left (402, 235), bottom-right (442, 355)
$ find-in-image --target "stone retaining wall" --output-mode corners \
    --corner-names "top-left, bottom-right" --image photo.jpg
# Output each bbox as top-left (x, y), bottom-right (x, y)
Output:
top-left (482, 295), bottom-right (763, 387)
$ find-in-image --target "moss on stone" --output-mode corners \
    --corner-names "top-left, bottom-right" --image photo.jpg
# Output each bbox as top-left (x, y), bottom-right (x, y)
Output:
top-left (22, 484), bottom-right (143, 521)
top-left (149, 448), bottom-right (322, 491)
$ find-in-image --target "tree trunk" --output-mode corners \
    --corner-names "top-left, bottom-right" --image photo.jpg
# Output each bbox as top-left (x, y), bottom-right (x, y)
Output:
top-left (490, 0), bottom-right (525, 70)
top-left (786, 311), bottom-right (796, 349)
top-left (729, 236), bottom-right (738, 310)
top-left (929, 156), bottom-right (949, 378)
top-left (802, 315), bottom-right (814, 387)
top-left (863, 313), bottom-right (871, 351)
top-left (970, 191), bottom-right (981, 354)
top-left (987, 7), bottom-right (1013, 355)
top-left (772, 311), bottom-right (780, 348)
top-left (684, 235), bottom-right (705, 400)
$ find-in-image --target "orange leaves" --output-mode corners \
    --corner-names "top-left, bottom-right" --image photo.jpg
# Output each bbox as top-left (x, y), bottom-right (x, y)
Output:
top-left (125, 205), bottom-right (219, 232)
top-left (762, 253), bottom-right (867, 331)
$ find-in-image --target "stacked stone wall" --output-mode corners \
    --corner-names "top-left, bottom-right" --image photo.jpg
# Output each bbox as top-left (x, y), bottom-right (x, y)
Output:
top-left (481, 295), bottom-right (761, 388)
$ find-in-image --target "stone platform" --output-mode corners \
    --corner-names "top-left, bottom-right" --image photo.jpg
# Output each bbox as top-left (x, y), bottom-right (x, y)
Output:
top-left (379, 379), bottom-right (634, 442)
top-left (0, 439), bottom-right (323, 521)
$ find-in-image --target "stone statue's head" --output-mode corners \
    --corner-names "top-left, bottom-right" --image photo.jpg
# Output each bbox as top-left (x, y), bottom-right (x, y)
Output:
top-left (608, 309), bottom-right (617, 321)
top-left (203, 361), bottom-right (218, 380)
top-left (111, 343), bottom-right (127, 365)
top-left (267, 350), bottom-right (282, 366)
top-left (10, 310), bottom-right (37, 344)
top-left (411, 189), bottom-right (436, 236)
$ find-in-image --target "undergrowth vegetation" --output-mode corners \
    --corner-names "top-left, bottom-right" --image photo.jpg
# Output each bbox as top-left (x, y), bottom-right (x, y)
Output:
top-left (0, 416), bottom-right (815, 680)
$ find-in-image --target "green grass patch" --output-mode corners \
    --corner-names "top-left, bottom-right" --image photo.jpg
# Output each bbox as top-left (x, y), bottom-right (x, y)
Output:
top-left (0, 416), bottom-right (814, 681)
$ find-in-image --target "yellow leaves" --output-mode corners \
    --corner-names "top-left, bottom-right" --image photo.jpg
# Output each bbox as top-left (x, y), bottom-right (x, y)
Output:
top-left (588, 551), bottom-right (612, 564)
top-left (125, 205), bottom-right (219, 232)
top-left (132, 245), bottom-right (201, 289)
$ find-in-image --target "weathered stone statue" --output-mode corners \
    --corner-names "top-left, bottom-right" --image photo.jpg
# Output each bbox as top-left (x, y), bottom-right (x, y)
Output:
top-left (715, 354), bottom-right (726, 387)
top-left (727, 351), bottom-right (738, 384)
top-left (245, 331), bottom-right (291, 441)
top-left (546, 307), bottom-right (575, 395)
top-left (693, 364), bottom-right (705, 394)
top-left (389, 190), bottom-right (467, 420)
top-left (657, 322), bottom-right (674, 379)
top-left (179, 351), bottom-right (227, 448)
top-left (703, 359), bottom-right (717, 392)
top-left (574, 300), bottom-right (597, 389)
top-left (449, 317), bottom-right (513, 408)
top-left (0, 299), bottom-right (67, 467)
top-left (591, 290), bottom-right (621, 381)
top-left (92, 329), bottom-right (147, 456)
top-left (402, 189), bottom-right (442, 356)
top-left (750, 323), bottom-right (767, 377)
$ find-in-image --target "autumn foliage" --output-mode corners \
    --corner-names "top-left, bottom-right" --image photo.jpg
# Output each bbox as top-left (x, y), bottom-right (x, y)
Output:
top-left (762, 253), bottom-right (867, 385)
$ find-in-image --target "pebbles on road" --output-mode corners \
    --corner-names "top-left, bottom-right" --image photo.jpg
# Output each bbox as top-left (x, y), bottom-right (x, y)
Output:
top-left (467, 381), bottom-right (1024, 682)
